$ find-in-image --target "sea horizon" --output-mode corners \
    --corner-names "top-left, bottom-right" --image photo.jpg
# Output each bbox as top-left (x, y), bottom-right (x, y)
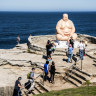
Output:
top-left (0, 12), bottom-right (96, 49)
top-left (0, 11), bottom-right (96, 13)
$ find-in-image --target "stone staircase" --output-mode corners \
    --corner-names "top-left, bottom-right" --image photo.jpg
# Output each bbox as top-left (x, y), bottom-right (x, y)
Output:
top-left (22, 81), bottom-right (50, 96)
top-left (64, 65), bottom-right (91, 87)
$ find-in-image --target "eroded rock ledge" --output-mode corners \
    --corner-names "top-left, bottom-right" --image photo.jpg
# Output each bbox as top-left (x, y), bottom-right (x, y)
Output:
top-left (0, 34), bottom-right (96, 96)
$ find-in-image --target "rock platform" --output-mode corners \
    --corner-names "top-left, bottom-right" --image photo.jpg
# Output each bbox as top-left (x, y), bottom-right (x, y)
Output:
top-left (0, 34), bottom-right (96, 96)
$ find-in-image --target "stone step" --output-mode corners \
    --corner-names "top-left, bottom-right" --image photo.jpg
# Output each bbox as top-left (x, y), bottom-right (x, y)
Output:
top-left (52, 51), bottom-right (66, 56)
top-left (64, 76), bottom-right (81, 87)
top-left (23, 81), bottom-right (49, 95)
top-left (35, 85), bottom-right (45, 94)
top-left (65, 73), bottom-right (83, 84)
top-left (22, 83), bottom-right (45, 96)
top-left (53, 53), bottom-right (65, 56)
top-left (68, 69), bottom-right (88, 81)
top-left (31, 90), bottom-right (36, 95)
top-left (32, 88), bottom-right (40, 95)
top-left (22, 89), bottom-right (27, 96)
top-left (72, 66), bottom-right (91, 77)
top-left (64, 65), bottom-right (91, 87)
top-left (35, 81), bottom-right (50, 92)
top-left (22, 89), bottom-right (30, 96)
top-left (34, 86), bottom-right (42, 93)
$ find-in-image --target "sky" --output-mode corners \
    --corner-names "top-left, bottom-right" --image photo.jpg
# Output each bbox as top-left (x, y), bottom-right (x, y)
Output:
top-left (0, 0), bottom-right (96, 12)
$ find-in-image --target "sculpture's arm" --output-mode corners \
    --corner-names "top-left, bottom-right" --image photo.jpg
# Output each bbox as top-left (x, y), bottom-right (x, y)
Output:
top-left (70, 21), bottom-right (75, 36)
top-left (56, 21), bottom-right (64, 36)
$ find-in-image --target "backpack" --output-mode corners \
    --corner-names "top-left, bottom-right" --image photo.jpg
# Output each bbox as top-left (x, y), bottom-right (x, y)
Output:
top-left (27, 72), bottom-right (31, 79)
top-left (24, 80), bottom-right (31, 90)
top-left (51, 65), bottom-right (55, 73)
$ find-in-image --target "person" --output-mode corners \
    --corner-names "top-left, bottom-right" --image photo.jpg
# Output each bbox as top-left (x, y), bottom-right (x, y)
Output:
top-left (47, 56), bottom-right (52, 62)
top-left (28, 68), bottom-right (35, 92)
top-left (13, 77), bottom-right (24, 96)
top-left (83, 40), bottom-right (87, 56)
top-left (78, 40), bottom-right (85, 60)
top-left (69, 36), bottom-right (74, 48)
top-left (50, 61), bottom-right (56, 84)
top-left (28, 34), bottom-right (33, 43)
top-left (51, 42), bottom-right (56, 53)
top-left (44, 61), bottom-right (49, 81)
top-left (46, 40), bottom-right (50, 58)
top-left (48, 45), bottom-right (53, 59)
top-left (46, 40), bottom-right (52, 59)
top-left (16, 35), bottom-right (20, 44)
top-left (56, 14), bottom-right (77, 41)
top-left (27, 34), bottom-right (33, 48)
top-left (67, 44), bottom-right (73, 63)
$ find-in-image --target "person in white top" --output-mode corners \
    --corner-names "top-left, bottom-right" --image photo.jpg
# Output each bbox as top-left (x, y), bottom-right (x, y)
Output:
top-left (78, 40), bottom-right (85, 60)
top-left (28, 34), bottom-right (33, 43)
top-left (16, 35), bottom-right (20, 44)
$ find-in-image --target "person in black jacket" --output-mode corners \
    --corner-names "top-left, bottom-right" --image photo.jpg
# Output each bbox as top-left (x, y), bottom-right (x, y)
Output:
top-left (46, 40), bottom-right (52, 59)
top-left (50, 61), bottom-right (56, 84)
top-left (69, 36), bottom-right (74, 48)
top-left (46, 40), bottom-right (50, 58)
top-left (13, 77), bottom-right (24, 96)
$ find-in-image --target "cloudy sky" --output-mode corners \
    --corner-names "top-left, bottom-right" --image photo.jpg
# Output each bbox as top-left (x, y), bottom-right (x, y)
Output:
top-left (0, 0), bottom-right (96, 11)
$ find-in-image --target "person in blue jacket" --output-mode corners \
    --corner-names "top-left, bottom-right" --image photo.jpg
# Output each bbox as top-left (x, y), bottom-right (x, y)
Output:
top-left (44, 61), bottom-right (49, 81)
top-left (67, 44), bottom-right (73, 63)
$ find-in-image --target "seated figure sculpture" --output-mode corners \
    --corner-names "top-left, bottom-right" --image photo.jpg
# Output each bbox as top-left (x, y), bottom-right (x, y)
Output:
top-left (56, 14), bottom-right (77, 41)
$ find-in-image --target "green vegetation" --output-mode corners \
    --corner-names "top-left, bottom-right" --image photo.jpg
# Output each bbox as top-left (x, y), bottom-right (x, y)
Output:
top-left (27, 48), bottom-right (31, 53)
top-left (35, 86), bottom-right (96, 96)
top-left (85, 80), bottom-right (91, 87)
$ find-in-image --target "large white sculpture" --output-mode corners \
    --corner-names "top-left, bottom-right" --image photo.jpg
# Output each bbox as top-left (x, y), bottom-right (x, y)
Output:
top-left (56, 14), bottom-right (77, 41)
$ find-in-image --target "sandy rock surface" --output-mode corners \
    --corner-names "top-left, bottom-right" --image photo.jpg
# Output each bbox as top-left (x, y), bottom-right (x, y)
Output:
top-left (0, 34), bottom-right (96, 92)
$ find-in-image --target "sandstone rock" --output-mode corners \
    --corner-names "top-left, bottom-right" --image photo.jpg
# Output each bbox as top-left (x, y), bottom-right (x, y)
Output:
top-left (0, 34), bottom-right (96, 96)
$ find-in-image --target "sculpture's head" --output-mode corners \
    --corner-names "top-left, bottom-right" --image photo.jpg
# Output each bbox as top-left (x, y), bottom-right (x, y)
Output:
top-left (63, 14), bottom-right (68, 22)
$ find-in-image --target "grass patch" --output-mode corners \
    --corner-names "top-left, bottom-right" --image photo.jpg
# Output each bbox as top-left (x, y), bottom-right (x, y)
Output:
top-left (27, 48), bottom-right (31, 53)
top-left (35, 86), bottom-right (96, 96)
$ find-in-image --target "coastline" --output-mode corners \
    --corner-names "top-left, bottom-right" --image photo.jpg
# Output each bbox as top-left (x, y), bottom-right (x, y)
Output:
top-left (0, 33), bottom-right (96, 50)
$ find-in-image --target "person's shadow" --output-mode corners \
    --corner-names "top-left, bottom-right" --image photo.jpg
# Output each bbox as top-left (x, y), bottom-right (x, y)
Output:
top-left (93, 64), bottom-right (96, 67)
top-left (42, 55), bottom-right (47, 60)
top-left (63, 58), bottom-right (68, 62)
top-left (41, 74), bottom-right (50, 82)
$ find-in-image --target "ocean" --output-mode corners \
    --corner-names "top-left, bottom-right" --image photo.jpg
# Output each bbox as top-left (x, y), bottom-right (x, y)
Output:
top-left (0, 12), bottom-right (96, 49)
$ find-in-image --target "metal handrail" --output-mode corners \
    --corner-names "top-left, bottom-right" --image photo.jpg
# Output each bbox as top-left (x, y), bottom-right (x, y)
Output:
top-left (64, 58), bottom-right (81, 81)
top-left (68, 58), bottom-right (81, 70)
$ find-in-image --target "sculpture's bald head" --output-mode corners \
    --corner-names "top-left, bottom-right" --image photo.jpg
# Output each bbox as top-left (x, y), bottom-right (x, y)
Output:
top-left (63, 14), bottom-right (68, 22)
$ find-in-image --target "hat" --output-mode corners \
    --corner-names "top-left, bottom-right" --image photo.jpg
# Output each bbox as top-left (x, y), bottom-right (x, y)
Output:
top-left (18, 77), bottom-right (22, 80)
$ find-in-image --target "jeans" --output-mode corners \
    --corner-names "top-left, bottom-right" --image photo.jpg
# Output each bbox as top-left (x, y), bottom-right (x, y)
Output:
top-left (13, 89), bottom-right (22, 96)
top-left (28, 79), bottom-right (35, 91)
top-left (28, 82), bottom-right (35, 91)
top-left (44, 72), bottom-right (48, 81)
top-left (67, 54), bottom-right (72, 63)
top-left (50, 72), bottom-right (55, 83)
top-left (79, 49), bottom-right (84, 60)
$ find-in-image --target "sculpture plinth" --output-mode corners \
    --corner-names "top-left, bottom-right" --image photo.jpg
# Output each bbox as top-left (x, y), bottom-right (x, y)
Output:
top-left (55, 40), bottom-right (79, 48)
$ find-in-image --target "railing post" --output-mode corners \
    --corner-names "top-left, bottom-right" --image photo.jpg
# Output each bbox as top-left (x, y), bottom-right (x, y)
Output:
top-left (81, 60), bottom-right (82, 70)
